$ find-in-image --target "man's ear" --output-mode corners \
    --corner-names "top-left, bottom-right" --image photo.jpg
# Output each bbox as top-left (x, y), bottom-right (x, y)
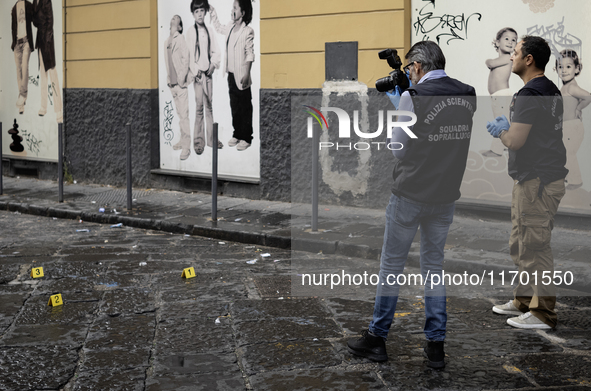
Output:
top-left (413, 62), bottom-right (421, 74)
top-left (525, 54), bottom-right (534, 67)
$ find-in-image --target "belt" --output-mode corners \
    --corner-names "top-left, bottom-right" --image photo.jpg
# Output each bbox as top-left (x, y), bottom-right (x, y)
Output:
top-left (16, 37), bottom-right (28, 44)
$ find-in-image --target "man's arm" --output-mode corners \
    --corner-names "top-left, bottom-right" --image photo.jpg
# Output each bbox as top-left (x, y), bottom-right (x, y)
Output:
top-left (164, 39), bottom-right (170, 86)
top-left (240, 27), bottom-right (255, 87)
top-left (568, 84), bottom-right (591, 119)
top-left (499, 122), bottom-right (532, 150)
top-left (207, 27), bottom-right (221, 74)
top-left (177, 37), bottom-right (190, 85)
top-left (11, 6), bottom-right (17, 51)
top-left (485, 56), bottom-right (511, 70)
top-left (390, 91), bottom-right (414, 159)
top-left (209, 6), bottom-right (230, 36)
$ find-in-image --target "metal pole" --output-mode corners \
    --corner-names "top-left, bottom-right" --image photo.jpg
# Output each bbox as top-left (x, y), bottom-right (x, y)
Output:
top-left (126, 123), bottom-right (132, 211)
top-left (212, 123), bottom-right (218, 222)
top-left (0, 122), bottom-right (3, 195)
top-left (58, 123), bottom-right (63, 202)
top-left (312, 124), bottom-right (319, 232)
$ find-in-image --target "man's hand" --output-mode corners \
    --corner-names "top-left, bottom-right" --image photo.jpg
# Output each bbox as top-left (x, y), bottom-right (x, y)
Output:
top-left (386, 86), bottom-right (403, 110)
top-left (487, 115), bottom-right (510, 138)
top-left (240, 74), bottom-right (250, 88)
top-left (205, 64), bottom-right (215, 77)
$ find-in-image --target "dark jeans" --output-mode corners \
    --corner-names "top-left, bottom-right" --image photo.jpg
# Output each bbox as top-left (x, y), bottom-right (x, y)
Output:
top-left (228, 73), bottom-right (253, 144)
top-left (369, 194), bottom-right (454, 341)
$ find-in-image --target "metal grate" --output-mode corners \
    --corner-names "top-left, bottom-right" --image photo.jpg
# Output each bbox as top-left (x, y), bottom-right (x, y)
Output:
top-left (77, 189), bottom-right (151, 205)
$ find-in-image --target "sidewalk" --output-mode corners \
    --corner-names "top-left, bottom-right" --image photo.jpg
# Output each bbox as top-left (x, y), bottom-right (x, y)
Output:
top-left (1, 176), bottom-right (590, 293)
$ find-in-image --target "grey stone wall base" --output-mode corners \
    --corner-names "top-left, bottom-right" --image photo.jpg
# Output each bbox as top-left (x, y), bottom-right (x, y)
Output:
top-left (64, 88), bottom-right (158, 188)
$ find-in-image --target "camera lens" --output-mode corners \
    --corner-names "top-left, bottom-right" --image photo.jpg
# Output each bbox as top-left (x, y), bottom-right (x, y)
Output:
top-left (375, 76), bottom-right (395, 92)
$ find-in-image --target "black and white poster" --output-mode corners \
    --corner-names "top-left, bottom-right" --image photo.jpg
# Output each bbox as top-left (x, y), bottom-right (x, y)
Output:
top-left (411, 0), bottom-right (591, 213)
top-left (1, 0), bottom-right (63, 161)
top-left (158, 0), bottom-right (260, 181)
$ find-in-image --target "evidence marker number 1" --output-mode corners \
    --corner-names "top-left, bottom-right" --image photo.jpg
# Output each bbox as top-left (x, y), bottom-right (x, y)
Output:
top-left (182, 267), bottom-right (196, 279)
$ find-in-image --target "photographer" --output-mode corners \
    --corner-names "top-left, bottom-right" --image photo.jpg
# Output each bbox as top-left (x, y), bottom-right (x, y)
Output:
top-left (347, 41), bottom-right (476, 368)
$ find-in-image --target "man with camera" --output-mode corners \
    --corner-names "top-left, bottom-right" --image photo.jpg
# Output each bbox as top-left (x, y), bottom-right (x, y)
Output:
top-left (347, 41), bottom-right (476, 368)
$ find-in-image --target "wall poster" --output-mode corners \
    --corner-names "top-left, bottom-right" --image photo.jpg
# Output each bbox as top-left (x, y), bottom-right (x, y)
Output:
top-left (1, 0), bottom-right (63, 161)
top-left (157, 0), bottom-right (260, 181)
top-left (411, 0), bottom-right (591, 214)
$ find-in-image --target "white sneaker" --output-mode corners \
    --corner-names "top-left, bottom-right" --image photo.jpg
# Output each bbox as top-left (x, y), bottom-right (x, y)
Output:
top-left (236, 140), bottom-right (251, 151)
top-left (228, 137), bottom-right (239, 147)
top-left (507, 312), bottom-right (551, 329)
top-left (492, 300), bottom-right (522, 316)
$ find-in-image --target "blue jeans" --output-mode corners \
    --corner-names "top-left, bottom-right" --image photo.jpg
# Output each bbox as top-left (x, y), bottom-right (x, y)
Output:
top-left (369, 194), bottom-right (455, 341)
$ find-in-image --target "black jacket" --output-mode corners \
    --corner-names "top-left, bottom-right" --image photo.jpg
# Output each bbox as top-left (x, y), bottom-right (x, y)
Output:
top-left (33, 0), bottom-right (56, 70)
top-left (391, 76), bottom-right (477, 204)
top-left (11, 0), bottom-right (35, 52)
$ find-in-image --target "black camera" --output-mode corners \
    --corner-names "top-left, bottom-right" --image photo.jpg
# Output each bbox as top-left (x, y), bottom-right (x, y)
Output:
top-left (375, 49), bottom-right (410, 93)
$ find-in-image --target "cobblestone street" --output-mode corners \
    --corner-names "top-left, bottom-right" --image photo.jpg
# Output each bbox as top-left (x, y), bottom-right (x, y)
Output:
top-left (1, 211), bottom-right (590, 390)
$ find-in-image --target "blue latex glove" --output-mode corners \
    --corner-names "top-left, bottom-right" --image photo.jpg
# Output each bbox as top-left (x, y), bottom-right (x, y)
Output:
top-left (386, 85), bottom-right (403, 109)
top-left (486, 115), bottom-right (510, 138)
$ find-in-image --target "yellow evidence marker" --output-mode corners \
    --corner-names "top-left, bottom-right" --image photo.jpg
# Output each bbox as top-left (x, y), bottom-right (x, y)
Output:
top-left (48, 294), bottom-right (63, 307)
top-left (182, 267), bottom-right (196, 279)
top-left (31, 267), bottom-right (44, 278)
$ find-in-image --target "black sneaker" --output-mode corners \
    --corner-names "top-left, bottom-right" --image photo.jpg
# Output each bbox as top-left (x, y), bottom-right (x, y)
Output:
top-left (423, 340), bottom-right (445, 369)
top-left (347, 329), bottom-right (388, 362)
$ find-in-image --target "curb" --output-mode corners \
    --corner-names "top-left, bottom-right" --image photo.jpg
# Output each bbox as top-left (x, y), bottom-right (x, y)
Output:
top-left (0, 200), bottom-right (505, 268)
top-left (6, 200), bottom-right (589, 294)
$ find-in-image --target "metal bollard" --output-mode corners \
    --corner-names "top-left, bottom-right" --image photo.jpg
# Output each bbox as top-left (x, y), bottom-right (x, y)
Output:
top-left (311, 124), bottom-right (319, 231)
top-left (0, 122), bottom-right (3, 195)
top-left (212, 123), bottom-right (218, 222)
top-left (58, 123), bottom-right (63, 202)
top-left (126, 123), bottom-right (132, 211)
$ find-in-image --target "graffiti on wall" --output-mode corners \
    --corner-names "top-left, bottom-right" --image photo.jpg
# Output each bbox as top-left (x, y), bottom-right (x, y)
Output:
top-left (413, 0), bottom-right (482, 45)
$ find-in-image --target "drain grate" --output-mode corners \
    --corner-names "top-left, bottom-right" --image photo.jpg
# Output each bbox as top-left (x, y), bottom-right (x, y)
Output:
top-left (77, 189), bottom-right (151, 205)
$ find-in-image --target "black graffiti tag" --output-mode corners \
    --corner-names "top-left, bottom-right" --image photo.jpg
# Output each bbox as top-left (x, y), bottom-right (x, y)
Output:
top-left (20, 129), bottom-right (42, 156)
top-left (413, 0), bottom-right (482, 45)
top-left (29, 76), bottom-right (39, 87)
top-left (163, 101), bottom-right (174, 146)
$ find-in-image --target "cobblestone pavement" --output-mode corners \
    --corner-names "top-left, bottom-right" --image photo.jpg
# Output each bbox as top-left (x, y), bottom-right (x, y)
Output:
top-left (1, 211), bottom-right (590, 390)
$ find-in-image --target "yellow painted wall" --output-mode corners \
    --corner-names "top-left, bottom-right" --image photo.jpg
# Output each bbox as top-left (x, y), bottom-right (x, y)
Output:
top-left (64, 0), bottom-right (410, 89)
top-left (64, 0), bottom-right (157, 89)
top-left (260, 0), bottom-right (411, 89)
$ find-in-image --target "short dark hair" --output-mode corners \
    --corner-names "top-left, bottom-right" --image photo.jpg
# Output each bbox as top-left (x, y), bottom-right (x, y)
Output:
top-left (191, 0), bottom-right (209, 14)
top-left (405, 41), bottom-right (446, 72)
top-left (238, 0), bottom-right (253, 26)
top-left (520, 35), bottom-right (551, 71)
top-left (556, 49), bottom-right (582, 75)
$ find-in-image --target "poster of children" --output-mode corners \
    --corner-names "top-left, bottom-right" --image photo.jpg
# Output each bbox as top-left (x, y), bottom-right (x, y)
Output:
top-left (411, 0), bottom-right (591, 214)
top-left (157, 0), bottom-right (260, 182)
